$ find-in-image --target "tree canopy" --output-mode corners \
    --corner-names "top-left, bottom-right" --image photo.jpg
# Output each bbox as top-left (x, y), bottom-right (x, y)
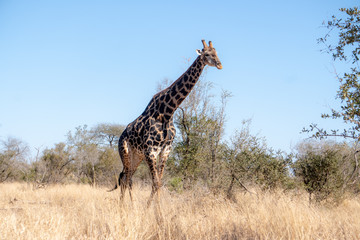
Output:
top-left (306, 7), bottom-right (360, 140)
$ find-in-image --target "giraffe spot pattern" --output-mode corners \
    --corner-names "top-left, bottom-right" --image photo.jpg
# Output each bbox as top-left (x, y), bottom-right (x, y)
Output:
top-left (112, 44), bottom-right (222, 200)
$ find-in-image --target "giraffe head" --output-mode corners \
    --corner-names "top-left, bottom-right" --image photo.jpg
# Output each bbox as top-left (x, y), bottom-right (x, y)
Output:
top-left (196, 39), bottom-right (223, 69)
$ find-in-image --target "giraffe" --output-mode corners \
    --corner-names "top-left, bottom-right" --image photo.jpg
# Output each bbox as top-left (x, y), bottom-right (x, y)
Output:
top-left (109, 39), bottom-right (222, 204)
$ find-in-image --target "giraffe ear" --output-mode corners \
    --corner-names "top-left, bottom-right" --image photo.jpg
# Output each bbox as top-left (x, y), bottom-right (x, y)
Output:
top-left (196, 49), bottom-right (202, 55)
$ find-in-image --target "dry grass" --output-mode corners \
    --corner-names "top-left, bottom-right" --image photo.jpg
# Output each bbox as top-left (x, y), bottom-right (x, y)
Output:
top-left (0, 183), bottom-right (359, 240)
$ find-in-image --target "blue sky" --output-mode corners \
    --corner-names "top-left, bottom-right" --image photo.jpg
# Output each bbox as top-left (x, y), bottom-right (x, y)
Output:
top-left (0, 1), bottom-right (358, 157)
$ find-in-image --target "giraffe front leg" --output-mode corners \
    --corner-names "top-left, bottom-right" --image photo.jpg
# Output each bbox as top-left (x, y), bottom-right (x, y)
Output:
top-left (158, 144), bottom-right (172, 180)
top-left (145, 150), bottom-right (161, 207)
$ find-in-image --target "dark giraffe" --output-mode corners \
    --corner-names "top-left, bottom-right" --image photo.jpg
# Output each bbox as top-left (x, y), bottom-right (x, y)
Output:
top-left (110, 40), bottom-right (222, 203)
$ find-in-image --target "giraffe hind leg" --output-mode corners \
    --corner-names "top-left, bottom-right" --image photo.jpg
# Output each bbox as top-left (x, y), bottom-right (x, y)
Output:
top-left (119, 169), bottom-right (135, 201)
top-left (109, 137), bottom-right (133, 200)
top-left (128, 177), bottom-right (133, 202)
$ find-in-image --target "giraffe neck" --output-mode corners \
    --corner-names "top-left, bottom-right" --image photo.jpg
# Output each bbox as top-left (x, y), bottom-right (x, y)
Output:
top-left (160, 56), bottom-right (205, 118)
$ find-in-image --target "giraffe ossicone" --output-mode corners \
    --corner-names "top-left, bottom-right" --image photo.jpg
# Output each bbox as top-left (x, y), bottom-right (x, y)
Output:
top-left (109, 39), bottom-right (222, 204)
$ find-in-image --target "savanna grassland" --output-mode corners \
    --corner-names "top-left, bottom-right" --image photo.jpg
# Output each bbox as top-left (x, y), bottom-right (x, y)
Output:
top-left (0, 183), bottom-right (359, 240)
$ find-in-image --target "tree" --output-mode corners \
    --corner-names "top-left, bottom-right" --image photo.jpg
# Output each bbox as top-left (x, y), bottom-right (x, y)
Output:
top-left (304, 7), bottom-right (360, 190)
top-left (0, 137), bottom-right (29, 182)
top-left (96, 147), bottom-right (121, 184)
top-left (224, 120), bottom-right (292, 198)
top-left (32, 142), bottom-right (75, 184)
top-left (293, 141), bottom-right (353, 203)
top-left (91, 123), bottom-right (125, 148)
top-left (66, 124), bottom-right (122, 186)
top-left (307, 7), bottom-right (360, 140)
top-left (90, 123), bottom-right (124, 184)
top-left (67, 125), bottom-right (99, 185)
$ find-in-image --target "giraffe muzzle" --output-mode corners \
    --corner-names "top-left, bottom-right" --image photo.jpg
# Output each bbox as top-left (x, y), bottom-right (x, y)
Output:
top-left (216, 63), bottom-right (223, 69)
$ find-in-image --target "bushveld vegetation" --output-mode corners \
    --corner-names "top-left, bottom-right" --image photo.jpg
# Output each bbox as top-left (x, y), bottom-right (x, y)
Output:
top-left (2, 86), bottom-right (358, 204)
top-left (1, 7), bottom-right (360, 239)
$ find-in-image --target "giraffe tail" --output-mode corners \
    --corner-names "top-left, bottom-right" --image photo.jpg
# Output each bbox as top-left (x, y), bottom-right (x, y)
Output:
top-left (107, 172), bottom-right (124, 192)
top-left (107, 184), bottom-right (118, 192)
